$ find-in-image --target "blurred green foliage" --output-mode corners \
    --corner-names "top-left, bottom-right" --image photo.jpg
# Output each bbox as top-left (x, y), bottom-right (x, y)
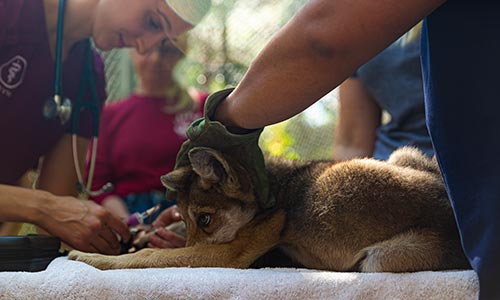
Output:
top-left (260, 94), bottom-right (337, 161)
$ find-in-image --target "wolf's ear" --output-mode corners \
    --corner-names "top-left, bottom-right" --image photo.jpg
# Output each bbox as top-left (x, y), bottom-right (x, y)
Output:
top-left (161, 166), bottom-right (192, 191)
top-left (188, 147), bottom-right (239, 190)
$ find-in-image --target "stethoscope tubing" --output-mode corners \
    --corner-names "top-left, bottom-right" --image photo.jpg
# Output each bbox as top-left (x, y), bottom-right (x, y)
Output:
top-left (48, 0), bottom-right (112, 198)
top-left (54, 0), bottom-right (65, 101)
top-left (72, 134), bottom-right (102, 197)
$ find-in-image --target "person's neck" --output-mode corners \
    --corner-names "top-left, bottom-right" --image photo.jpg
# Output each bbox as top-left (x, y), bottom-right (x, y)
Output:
top-left (135, 79), bottom-right (176, 101)
top-left (135, 84), bottom-right (192, 113)
top-left (134, 88), bottom-right (170, 99)
top-left (44, 0), bottom-right (97, 60)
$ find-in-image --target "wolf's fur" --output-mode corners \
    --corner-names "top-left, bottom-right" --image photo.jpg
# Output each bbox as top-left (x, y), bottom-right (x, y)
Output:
top-left (69, 147), bottom-right (469, 272)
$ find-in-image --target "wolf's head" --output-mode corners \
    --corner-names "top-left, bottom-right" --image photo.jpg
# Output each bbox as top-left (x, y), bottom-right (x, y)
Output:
top-left (161, 147), bottom-right (260, 246)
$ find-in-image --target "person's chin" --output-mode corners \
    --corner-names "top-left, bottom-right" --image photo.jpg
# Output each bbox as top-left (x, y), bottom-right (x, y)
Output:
top-left (93, 38), bottom-right (112, 51)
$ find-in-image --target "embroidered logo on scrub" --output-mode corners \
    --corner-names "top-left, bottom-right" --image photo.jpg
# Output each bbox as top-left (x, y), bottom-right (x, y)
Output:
top-left (0, 55), bottom-right (28, 90)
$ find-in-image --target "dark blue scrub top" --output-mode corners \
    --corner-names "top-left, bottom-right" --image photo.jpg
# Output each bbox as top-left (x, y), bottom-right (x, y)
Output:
top-left (421, 2), bottom-right (500, 299)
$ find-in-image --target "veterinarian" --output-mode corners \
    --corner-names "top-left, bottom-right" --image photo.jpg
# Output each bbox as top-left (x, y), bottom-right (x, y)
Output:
top-left (173, 0), bottom-right (499, 299)
top-left (0, 0), bottom-right (210, 255)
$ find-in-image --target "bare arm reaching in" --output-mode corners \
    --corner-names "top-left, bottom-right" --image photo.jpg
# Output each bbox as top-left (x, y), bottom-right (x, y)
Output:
top-left (216, 0), bottom-right (445, 129)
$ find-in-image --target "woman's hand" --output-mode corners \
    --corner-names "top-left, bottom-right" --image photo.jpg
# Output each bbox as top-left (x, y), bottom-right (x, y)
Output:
top-left (148, 205), bottom-right (186, 248)
top-left (37, 195), bottom-right (131, 255)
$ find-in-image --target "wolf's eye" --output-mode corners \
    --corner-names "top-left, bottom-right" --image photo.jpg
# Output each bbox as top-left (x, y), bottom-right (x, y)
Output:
top-left (197, 214), bottom-right (211, 227)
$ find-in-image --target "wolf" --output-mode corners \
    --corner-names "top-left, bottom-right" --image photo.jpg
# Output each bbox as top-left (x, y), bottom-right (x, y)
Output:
top-left (69, 146), bottom-right (469, 272)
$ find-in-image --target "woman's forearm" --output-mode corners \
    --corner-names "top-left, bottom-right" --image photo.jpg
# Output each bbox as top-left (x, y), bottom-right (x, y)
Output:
top-left (0, 184), bottom-right (52, 224)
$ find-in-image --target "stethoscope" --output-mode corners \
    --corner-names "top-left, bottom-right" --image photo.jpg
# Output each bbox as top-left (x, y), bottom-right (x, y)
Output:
top-left (43, 0), bottom-right (113, 198)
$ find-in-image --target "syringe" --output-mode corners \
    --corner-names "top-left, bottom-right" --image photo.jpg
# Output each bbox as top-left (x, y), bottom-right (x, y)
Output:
top-left (126, 204), bottom-right (161, 227)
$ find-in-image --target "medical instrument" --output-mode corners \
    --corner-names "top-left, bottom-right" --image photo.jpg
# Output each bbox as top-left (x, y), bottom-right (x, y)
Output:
top-left (0, 235), bottom-right (63, 272)
top-left (42, 0), bottom-right (112, 198)
top-left (126, 204), bottom-right (162, 227)
top-left (42, 0), bottom-right (71, 125)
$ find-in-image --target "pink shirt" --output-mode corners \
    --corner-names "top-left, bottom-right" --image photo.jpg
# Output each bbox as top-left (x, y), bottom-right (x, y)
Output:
top-left (0, 0), bottom-right (106, 184)
top-left (89, 93), bottom-right (207, 204)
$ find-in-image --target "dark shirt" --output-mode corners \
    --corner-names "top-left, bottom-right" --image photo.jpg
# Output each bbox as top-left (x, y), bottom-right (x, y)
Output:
top-left (422, 1), bottom-right (500, 299)
top-left (0, 0), bottom-right (106, 184)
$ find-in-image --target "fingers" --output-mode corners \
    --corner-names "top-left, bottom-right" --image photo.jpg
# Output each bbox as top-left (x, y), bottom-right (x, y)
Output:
top-left (65, 239), bottom-right (100, 254)
top-left (84, 244), bottom-right (101, 254)
top-left (81, 201), bottom-right (130, 254)
top-left (90, 234), bottom-right (120, 255)
top-left (62, 231), bottom-right (105, 255)
top-left (152, 205), bottom-right (182, 228)
top-left (85, 200), bottom-right (131, 242)
top-left (97, 223), bottom-right (122, 254)
top-left (74, 216), bottom-right (122, 254)
top-left (43, 197), bottom-right (131, 254)
top-left (148, 227), bottom-right (186, 249)
top-left (70, 224), bottom-right (121, 255)
top-left (104, 212), bottom-right (131, 243)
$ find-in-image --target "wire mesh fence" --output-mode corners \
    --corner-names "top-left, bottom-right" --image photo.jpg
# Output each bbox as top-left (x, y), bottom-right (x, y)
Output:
top-left (97, 0), bottom-right (337, 161)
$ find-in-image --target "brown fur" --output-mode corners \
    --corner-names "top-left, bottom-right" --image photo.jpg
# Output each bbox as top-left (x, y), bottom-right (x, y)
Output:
top-left (69, 146), bottom-right (469, 272)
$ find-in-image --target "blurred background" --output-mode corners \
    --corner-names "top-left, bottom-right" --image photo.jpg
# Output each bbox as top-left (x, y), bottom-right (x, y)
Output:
top-left (98, 0), bottom-right (337, 161)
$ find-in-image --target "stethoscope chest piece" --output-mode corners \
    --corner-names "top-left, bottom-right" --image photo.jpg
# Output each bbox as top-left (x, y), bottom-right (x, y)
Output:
top-left (43, 95), bottom-right (72, 124)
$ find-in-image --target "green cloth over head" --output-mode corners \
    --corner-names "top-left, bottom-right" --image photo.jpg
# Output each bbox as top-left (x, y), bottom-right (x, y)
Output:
top-left (172, 88), bottom-right (275, 209)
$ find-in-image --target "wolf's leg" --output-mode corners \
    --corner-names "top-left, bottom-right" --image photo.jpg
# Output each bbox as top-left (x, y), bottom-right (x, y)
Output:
top-left (68, 209), bottom-right (285, 270)
top-left (387, 147), bottom-right (440, 174)
top-left (69, 244), bottom-right (255, 270)
top-left (353, 229), bottom-right (463, 272)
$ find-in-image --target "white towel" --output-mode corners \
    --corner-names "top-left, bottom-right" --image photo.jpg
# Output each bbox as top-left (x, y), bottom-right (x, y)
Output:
top-left (0, 257), bottom-right (478, 300)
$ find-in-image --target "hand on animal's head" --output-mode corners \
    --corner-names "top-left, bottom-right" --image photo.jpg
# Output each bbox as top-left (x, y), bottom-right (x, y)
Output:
top-left (161, 147), bottom-right (260, 245)
top-left (172, 89), bottom-right (275, 209)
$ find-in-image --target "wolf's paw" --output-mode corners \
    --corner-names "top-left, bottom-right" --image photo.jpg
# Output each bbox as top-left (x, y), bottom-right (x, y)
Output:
top-left (67, 250), bottom-right (118, 270)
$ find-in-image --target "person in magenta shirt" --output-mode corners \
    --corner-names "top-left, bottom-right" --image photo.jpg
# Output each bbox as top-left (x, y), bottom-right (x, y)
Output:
top-left (0, 0), bottom-right (210, 255)
top-left (88, 37), bottom-right (206, 248)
